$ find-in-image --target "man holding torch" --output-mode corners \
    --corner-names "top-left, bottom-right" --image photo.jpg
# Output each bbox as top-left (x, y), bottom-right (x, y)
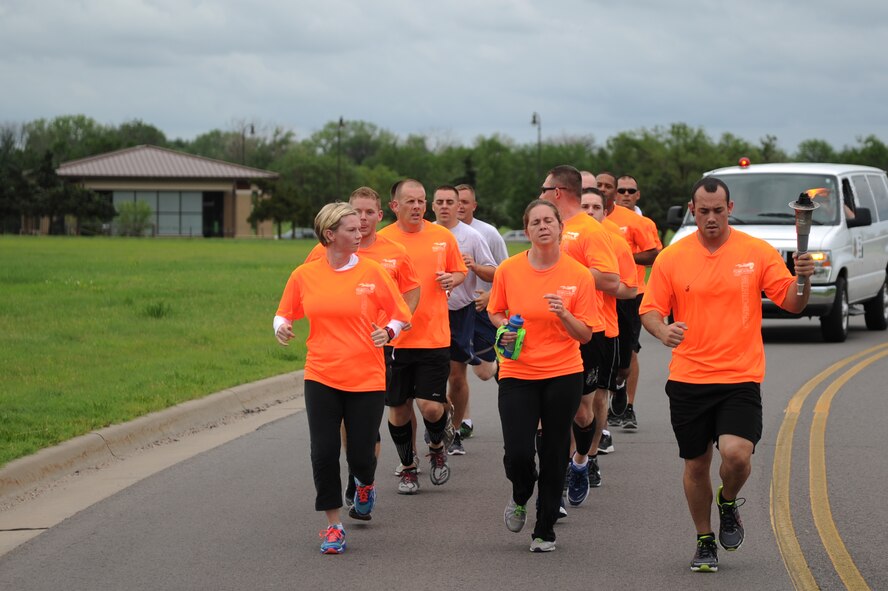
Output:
top-left (640, 177), bottom-right (814, 573)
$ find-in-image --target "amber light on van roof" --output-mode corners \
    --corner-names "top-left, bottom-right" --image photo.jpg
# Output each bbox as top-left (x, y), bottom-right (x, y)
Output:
top-left (738, 156), bottom-right (751, 168)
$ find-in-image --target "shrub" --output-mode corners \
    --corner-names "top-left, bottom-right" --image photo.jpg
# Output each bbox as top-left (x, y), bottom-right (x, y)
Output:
top-left (116, 201), bottom-right (153, 236)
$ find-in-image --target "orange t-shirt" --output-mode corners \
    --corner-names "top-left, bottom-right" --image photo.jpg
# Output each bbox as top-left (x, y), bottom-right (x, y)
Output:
top-left (603, 219), bottom-right (640, 289)
top-left (640, 229), bottom-right (795, 384)
top-left (275, 257), bottom-right (412, 392)
top-left (306, 234), bottom-right (420, 295)
top-left (378, 220), bottom-right (468, 348)
top-left (488, 252), bottom-right (599, 380)
top-left (598, 218), bottom-right (639, 337)
top-left (561, 212), bottom-right (618, 334)
top-left (607, 206), bottom-right (661, 294)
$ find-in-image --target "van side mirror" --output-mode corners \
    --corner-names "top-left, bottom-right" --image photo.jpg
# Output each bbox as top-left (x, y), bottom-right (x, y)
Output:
top-left (847, 207), bottom-right (872, 228)
top-left (666, 205), bottom-right (686, 230)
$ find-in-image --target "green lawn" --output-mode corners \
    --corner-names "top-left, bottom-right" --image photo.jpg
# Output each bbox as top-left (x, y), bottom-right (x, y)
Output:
top-left (0, 236), bottom-right (312, 467)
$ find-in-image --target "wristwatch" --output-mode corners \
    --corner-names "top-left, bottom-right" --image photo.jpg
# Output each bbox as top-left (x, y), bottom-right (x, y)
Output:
top-left (385, 326), bottom-right (395, 342)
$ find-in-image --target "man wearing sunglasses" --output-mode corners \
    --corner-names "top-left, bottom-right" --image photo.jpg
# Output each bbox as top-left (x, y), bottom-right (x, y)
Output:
top-left (616, 177), bottom-right (644, 215)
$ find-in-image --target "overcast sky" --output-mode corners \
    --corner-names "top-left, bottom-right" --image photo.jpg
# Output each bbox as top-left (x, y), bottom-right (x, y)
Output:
top-left (3, 0), bottom-right (887, 153)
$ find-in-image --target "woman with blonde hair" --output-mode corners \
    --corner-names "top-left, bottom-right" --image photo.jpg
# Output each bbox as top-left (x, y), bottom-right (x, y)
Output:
top-left (274, 202), bottom-right (411, 554)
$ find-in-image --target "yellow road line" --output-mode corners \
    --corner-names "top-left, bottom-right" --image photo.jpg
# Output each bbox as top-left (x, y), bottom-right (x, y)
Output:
top-left (771, 342), bottom-right (888, 590)
top-left (809, 349), bottom-right (888, 591)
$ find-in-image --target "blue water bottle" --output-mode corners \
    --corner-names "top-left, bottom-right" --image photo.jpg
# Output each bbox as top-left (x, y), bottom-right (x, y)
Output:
top-left (501, 314), bottom-right (525, 359)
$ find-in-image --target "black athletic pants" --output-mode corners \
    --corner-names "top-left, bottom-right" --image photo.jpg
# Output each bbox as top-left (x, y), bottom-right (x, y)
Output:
top-left (304, 380), bottom-right (385, 511)
top-left (498, 373), bottom-right (583, 542)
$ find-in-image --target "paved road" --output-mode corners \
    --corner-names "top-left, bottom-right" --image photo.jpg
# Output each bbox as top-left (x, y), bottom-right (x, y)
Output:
top-left (1, 317), bottom-right (886, 590)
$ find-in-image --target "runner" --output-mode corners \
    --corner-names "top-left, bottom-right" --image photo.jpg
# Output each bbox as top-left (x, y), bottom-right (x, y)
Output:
top-left (455, 183), bottom-right (509, 440)
top-left (274, 202), bottom-right (412, 554)
top-left (640, 177), bottom-right (814, 572)
top-left (580, 181), bottom-right (638, 463)
top-left (490, 199), bottom-right (598, 552)
top-left (305, 186), bottom-right (420, 505)
top-left (432, 185), bottom-right (497, 456)
top-left (378, 179), bottom-right (468, 494)
top-left (540, 165), bottom-right (619, 506)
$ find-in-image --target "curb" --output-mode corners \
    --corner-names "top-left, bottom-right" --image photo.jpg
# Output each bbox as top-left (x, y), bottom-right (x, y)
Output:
top-left (0, 370), bottom-right (305, 505)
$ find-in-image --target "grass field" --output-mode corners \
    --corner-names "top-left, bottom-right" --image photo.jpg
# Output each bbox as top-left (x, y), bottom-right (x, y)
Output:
top-left (0, 236), bottom-right (313, 467)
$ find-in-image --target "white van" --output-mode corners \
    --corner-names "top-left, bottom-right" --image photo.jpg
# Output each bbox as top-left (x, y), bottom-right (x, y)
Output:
top-left (667, 162), bottom-right (888, 342)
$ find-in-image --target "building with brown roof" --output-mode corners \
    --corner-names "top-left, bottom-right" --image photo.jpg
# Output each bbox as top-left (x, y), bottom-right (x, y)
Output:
top-left (55, 145), bottom-right (279, 238)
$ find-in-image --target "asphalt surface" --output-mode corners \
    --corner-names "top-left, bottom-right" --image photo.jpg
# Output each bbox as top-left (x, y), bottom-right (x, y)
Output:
top-left (1, 317), bottom-right (886, 590)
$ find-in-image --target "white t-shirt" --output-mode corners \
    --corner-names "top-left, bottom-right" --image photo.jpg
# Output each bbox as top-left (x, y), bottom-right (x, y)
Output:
top-left (469, 217), bottom-right (508, 292)
top-left (437, 220), bottom-right (496, 310)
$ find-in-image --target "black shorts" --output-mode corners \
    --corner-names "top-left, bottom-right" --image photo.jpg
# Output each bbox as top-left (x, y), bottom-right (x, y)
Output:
top-left (386, 347), bottom-right (451, 407)
top-left (665, 380), bottom-right (762, 459)
top-left (579, 332), bottom-right (618, 394)
top-left (617, 296), bottom-right (642, 355)
top-left (616, 301), bottom-right (634, 370)
top-left (472, 308), bottom-right (498, 363)
top-left (449, 304), bottom-right (476, 363)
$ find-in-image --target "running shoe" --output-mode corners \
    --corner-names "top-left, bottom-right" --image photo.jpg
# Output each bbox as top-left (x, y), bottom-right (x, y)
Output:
top-left (428, 448), bottom-right (451, 485)
top-left (691, 534), bottom-right (718, 572)
top-left (344, 473), bottom-right (356, 508)
top-left (611, 380), bottom-right (628, 416)
top-left (716, 485), bottom-right (746, 551)
top-left (348, 480), bottom-right (375, 521)
top-left (530, 538), bottom-right (556, 552)
top-left (447, 431), bottom-right (466, 455)
top-left (397, 467), bottom-right (420, 495)
top-left (622, 406), bottom-right (638, 430)
top-left (503, 498), bottom-right (527, 533)
top-left (588, 456), bottom-right (602, 488)
top-left (319, 524), bottom-right (346, 554)
top-left (598, 430), bottom-right (615, 455)
top-left (566, 460), bottom-right (590, 506)
top-left (459, 421), bottom-right (474, 439)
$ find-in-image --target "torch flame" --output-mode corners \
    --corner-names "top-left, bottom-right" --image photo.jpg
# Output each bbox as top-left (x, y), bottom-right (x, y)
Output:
top-left (805, 187), bottom-right (830, 199)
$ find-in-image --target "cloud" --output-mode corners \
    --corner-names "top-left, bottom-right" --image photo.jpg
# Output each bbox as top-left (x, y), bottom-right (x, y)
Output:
top-left (2, 0), bottom-right (887, 150)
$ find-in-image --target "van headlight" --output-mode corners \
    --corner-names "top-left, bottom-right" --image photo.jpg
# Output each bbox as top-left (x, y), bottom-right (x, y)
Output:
top-left (808, 251), bottom-right (831, 281)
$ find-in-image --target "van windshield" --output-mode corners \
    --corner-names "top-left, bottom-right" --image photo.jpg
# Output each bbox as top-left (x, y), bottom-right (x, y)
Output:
top-left (685, 173), bottom-right (841, 226)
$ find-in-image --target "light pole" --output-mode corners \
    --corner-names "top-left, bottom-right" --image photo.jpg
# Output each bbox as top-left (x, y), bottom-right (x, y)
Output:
top-left (531, 112), bottom-right (541, 179)
top-left (241, 123), bottom-right (254, 165)
top-left (337, 116), bottom-right (344, 198)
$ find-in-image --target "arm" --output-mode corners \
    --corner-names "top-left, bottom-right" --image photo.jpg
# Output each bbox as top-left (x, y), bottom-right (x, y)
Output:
top-left (473, 264), bottom-right (497, 283)
top-left (616, 284), bottom-right (638, 300)
top-left (641, 310), bottom-right (687, 348)
top-left (544, 293), bottom-right (593, 343)
top-left (779, 252), bottom-right (814, 313)
top-left (590, 269), bottom-right (620, 296)
top-left (633, 247), bottom-right (660, 266)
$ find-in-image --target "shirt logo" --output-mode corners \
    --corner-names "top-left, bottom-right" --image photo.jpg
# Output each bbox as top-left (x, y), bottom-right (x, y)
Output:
top-left (355, 283), bottom-right (376, 296)
top-left (563, 231), bottom-right (579, 241)
top-left (732, 262), bottom-right (755, 276)
top-left (381, 258), bottom-right (398, 271)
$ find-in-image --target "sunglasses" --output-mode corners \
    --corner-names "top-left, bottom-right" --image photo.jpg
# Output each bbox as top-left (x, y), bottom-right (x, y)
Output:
top-left (617, 188), bottom-right (638, 195)
top-left (540, 186), bottom-right (569, 193)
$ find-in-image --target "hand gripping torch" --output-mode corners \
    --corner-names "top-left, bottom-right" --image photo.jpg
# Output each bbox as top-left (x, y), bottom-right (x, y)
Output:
top-left (789, 188), bottom-right (824, 296)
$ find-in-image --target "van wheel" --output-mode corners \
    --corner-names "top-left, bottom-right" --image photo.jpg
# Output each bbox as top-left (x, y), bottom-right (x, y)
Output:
top-left (820, 277), bottom-right (849, 342)
top-left (863, 275), bottom-right (888, 331)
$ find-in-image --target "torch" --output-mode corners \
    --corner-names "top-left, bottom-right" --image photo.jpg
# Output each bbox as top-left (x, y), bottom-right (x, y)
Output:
top-left (789, 188), bottom-right (824, 296)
